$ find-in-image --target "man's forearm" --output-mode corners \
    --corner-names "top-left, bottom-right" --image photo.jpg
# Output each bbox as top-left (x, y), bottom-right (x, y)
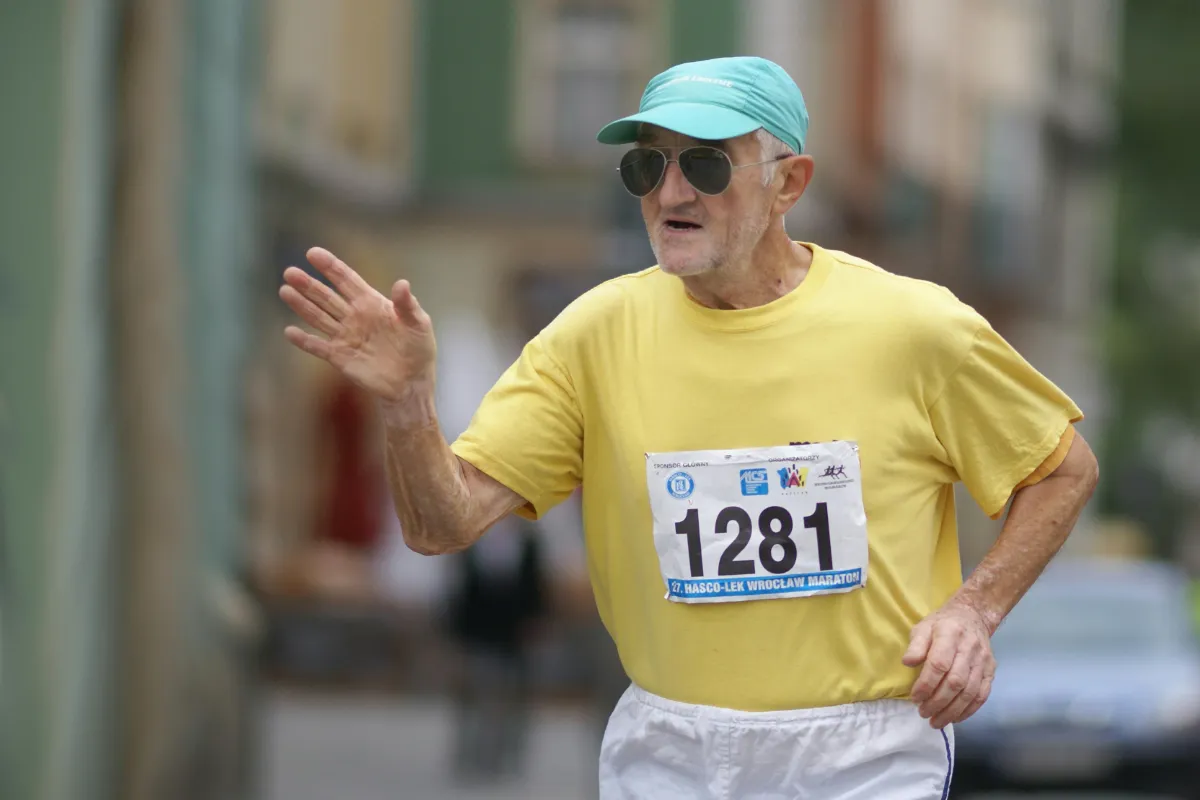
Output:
top-left (378, 387), bottom-right (479, 555)
top-left (950, 449), bottom-right (1100, 634)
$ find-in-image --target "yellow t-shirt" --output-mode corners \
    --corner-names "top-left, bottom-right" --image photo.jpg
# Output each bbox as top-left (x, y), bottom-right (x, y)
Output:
top-left (452, 243), bottom-right (1082, 711)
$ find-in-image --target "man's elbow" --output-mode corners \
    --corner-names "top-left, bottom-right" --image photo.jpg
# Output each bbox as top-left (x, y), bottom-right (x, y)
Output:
top-left (1081, 450), bottom-right (1100, 499)
top-left (1072, 434), bottom-right (1101, 498)
top-left (401, 527), bottom-right (474, 556)
top-left (394, 511), bottom-right (480, 556)
top-left (1080, 434), bottom-right (1099, 491)
top-left (403, 535), bottom-right (451, 556)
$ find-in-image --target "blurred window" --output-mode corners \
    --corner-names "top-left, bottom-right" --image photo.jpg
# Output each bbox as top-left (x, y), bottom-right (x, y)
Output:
top-left (514, 0), bottom-right (660, 167)
top-left (973, 104), bottom-right (1042, 288)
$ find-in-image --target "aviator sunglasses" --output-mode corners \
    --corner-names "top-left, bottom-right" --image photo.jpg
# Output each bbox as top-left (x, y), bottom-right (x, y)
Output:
top-left (618, 146), bottom-right (789, 198)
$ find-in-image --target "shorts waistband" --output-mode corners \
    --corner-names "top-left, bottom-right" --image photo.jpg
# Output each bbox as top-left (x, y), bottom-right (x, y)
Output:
top-left (626, 683), bottom-right (918, 726)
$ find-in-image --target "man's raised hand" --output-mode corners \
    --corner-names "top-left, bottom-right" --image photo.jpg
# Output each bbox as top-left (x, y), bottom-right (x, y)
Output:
top-left (279, 247), bottom-right (436, 402)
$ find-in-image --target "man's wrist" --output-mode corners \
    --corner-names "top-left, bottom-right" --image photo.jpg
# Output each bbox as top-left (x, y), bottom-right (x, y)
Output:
top-left (946, 591), bottom-right (1004, 636)
top-left (377, 381), bottom-right (438, 431)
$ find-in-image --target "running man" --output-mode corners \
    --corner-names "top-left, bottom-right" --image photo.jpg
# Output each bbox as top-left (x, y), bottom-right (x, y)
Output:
top-left (279, 56), bottom-right (1099, 799)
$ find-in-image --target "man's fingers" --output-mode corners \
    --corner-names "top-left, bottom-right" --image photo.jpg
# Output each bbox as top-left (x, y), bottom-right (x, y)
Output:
top-left (284, 325), bottom-right (333, 361)
top-left (284, 266), bottom-right (350, 320)
top-left (280, 285), bottom-right (340, 337)
top-left (902, 623), bottom-right (932, 668)
top-left (391, 279), bottom-right (428, 327)
top-left (930, 659), bottom-right (982, 729)
top-left (919, 649), bottom-right (971, 721)
top-left (958, 665), bottom-right (996, 723)
top-left (306, 247), bottom-right (371, 302)
top-left (909, 625), bottom-right (960, 703)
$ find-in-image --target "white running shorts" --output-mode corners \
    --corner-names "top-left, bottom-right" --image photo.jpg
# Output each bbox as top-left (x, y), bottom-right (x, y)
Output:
top-left (599, 684), bottom-right (954, 800)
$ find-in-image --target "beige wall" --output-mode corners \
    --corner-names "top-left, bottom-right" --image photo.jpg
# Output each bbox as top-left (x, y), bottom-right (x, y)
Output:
top-left (259, 0), bottom-right (417, 197)
top-left (321, 217), bottom-right (603, 332)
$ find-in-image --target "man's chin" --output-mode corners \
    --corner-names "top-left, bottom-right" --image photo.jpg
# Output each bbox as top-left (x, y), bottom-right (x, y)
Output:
top-left (658, 261), bottom-right (711, 277)
top-left (653, 246), bottom-right (717, 277)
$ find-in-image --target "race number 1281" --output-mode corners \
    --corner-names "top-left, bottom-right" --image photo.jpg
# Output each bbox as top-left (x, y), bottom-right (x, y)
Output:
top-left (673, 502), bottom-right (833, 578)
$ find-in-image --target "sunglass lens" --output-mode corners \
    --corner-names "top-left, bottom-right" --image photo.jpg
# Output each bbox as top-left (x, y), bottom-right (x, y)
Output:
top-left (679, 147), bottom-right (732, 195)
top-left (619, 149), bottom-right (666, 197)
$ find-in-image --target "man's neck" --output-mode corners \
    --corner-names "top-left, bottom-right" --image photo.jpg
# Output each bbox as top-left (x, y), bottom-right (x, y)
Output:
top-left (682, 234), bottom-right (813, 311)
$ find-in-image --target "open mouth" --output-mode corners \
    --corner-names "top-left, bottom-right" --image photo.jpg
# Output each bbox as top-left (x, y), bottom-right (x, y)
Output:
top-left (665, 219), bottom-right (703, 231)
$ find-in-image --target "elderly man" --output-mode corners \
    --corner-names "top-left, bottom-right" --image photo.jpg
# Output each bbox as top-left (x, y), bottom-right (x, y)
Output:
top-left (279, 56), bottom-right (1098, 799)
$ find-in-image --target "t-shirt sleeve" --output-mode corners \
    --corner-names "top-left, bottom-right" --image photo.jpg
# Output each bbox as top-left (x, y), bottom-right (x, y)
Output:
top-left (451, 334), bottom-right (583, 521)
top-left (929, 318), bottom-right (1084, 519)
top-left (1014, 425), bottom-right (1076, 491)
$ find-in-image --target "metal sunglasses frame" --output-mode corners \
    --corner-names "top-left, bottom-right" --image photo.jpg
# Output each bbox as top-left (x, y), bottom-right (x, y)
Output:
top-left (616, 146), bottom-right (791, 197)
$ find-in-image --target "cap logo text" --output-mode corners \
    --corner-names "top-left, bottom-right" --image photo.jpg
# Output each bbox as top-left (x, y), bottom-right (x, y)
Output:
top-left (660, 75), bottom-right (735, 89)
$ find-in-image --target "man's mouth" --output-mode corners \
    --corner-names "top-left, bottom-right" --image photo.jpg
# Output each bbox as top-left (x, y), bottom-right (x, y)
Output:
top-left (664, 218), bottom-right (703, 231)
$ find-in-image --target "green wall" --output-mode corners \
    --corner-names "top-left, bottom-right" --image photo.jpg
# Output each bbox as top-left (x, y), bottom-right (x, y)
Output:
top-left (1101, 0), bottom-right (1200, 546)
top-left (418, 0), bottom-right (517, 185)
top-left (0, 2), bottom-right (65, 798)
top-left (414, 0), bottom-right (741, 190)
top-left (185, 0), bottom-right (255, 593)
top-left (669, 0), bottom-right (741, 65)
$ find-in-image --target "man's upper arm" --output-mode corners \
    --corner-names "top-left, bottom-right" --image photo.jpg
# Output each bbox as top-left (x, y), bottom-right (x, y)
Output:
top-left (1015, 426), bottom-right (1099, 490)
top-left (450, 334), bottom-right (585, 520)
top-left (1014, 425), bottom-right (1076, 492)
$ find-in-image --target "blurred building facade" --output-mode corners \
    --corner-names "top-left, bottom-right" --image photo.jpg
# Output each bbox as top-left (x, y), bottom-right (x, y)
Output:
top-left (1, 1), bottom-right (1133, 799)
top-left (2, 1), bottom-right (258, 799)
top-left (250, 0), bottom-right (739, 624)
top-left (255, 0), bottom-right (1120, 576)
top-left (778, 0), bottom-right (1122, 561)
top-left (742, 0), bottom-right (1120, 563)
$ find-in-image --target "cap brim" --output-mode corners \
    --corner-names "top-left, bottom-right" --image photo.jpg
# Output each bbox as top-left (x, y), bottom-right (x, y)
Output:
top-left (596, 103), bottom-right (761, 145)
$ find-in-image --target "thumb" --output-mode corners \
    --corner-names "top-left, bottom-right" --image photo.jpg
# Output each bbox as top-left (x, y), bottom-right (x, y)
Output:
top-left (902, 622), bottom-right (932, 667)
top-left (391, 279), bottom-right (427, 327)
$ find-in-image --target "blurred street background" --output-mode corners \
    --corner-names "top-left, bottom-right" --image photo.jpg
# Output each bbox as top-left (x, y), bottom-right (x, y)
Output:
top-left (2, 0), bottom-right (1199, 799)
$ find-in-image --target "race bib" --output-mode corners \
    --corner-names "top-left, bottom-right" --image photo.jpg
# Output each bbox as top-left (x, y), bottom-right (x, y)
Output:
top-left (646, 442), bottom-right (869, 604)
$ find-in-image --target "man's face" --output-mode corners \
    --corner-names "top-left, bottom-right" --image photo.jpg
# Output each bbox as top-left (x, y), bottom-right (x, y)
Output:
top-left (637, 127), bottom-right (774, 277)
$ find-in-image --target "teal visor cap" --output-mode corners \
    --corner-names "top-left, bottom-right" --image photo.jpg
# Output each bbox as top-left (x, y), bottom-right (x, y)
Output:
top-left (597, 56), bottom-right (809, 153)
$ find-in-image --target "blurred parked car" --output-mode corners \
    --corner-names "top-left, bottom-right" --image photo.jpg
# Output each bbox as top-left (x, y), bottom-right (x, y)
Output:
top-left (953, 559), bottom-right (1200, 799)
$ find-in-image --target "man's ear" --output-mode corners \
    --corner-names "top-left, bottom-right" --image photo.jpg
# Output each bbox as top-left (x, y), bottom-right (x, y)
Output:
top-left (773, 155), bottom-right (815, 216)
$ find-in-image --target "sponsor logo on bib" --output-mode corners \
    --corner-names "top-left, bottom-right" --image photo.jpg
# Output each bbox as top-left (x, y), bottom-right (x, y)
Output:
top-left (739, 468), bottom-right (769, 496)
top-left (666, 471), bottom-right (695, 499)
top-left (777, 463), bottom-right (807, 490)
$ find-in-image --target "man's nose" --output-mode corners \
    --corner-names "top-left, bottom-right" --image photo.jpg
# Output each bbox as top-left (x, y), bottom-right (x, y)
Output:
top-left (657, 160), bottom-right (697, 206)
